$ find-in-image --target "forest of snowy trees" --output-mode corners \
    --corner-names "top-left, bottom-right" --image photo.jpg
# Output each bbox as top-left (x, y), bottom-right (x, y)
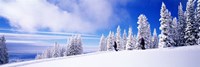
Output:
top-left (36, 35), bottom-right (83, 59)
top-left (99, 0), bottom-right (200, 51)
top-left (1, 0), bottom-right (200, 64)
top-left (0, 36), bottom-right (8, 65)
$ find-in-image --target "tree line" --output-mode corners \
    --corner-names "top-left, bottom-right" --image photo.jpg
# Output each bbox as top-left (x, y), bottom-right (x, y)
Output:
top-left (99, 0), bottom-right (200, 51)
top-left (35, 35), bottom-right (83, 59)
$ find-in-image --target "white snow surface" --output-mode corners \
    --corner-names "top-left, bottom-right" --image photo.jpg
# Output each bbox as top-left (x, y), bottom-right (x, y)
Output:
top-left (1, 45), bottom-right (200, 67)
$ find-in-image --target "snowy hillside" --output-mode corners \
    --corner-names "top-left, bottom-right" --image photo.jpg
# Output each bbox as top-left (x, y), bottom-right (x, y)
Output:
top-left (1, 45), bottom-right (200, 67)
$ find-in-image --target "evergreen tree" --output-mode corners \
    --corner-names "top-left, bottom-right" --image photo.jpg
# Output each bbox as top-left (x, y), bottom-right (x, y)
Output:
top-left (198, 32), bottom-right (200, 45)
top-left (172, 17), bottom-right (179, 46)
top-left (60, 46), bottom-right (67, 57)
top-left (36, 35), bottom-right (83, 59)
top-left (152, 28), bottom-right (159, 48)
top-left (136, 14), bottom-right (152, 49)
top-left (159, 2), bottom-right (175, 48)
top-left (126, 27), bottom-right (134, 50)
top-left (107, 31), bottom-right (114, 51)
top-left (178, 2), bottom-right (187, 46)
top-left (36, 42), bottom-right (67, 59)
top-left (122, 29), bottom-right (127, 50)
top-left (77, 34), bottom-right (83, 54)
top-left (66, 35), bottom-right (83, 56)
top-left (116, 25), bottom-right (122, 51)
top-left (197, 0), bottom-right (200, 45)
top-left (0, 36), bottom-right (8, 64)
top-left (99, 34), bottom-right (107, 51)
top-left (111, 32), bottom-right (115, 44)
top-left (51, 42), bottom-right (61, 57)
top-left (133, 35), bottom-right (137, 49)
top-left (35, 54), bottom-right (42, 59)
top-left (43, 48), bottom-right (52, 58)
top-left (185, 0), bottom-right (197, 46)
top-left (167, 12), bottom-right (176, 47)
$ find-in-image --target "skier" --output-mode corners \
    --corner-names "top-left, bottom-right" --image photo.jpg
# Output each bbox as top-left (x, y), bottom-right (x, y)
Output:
top-left (141, 38), bottom-right (145, 50)
top-left (113, 41), bottom-right (118, 51)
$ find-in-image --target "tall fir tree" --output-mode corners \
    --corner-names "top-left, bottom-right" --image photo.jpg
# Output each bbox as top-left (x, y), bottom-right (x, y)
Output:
top-left (122, 29), bottom-right (127, 50)
top-left (111, 32), bottom-right (115, 50)
top-left (0, 36), bottom-right (8, 64)
top-left (168, 12), bottom-right (176, 47)
top-left (178, 2), bottom-right (187, 46)
top-left (185, 0), bottom-right (197, 46)
top-left (136, 14), bottom-right (152, 49)
top-left (198, 32), bottom-right (200, 45)
top-left (126, 27), bottom-right (134, 50)
top-left (107, 31), bottom-right (114, 51)
top-left (197, 0), bottom-right (200, 45)
top-left (66, 35), bottom-right (83, 56)
top-left (116, 26), bottom-right (123, 51)
top-left (152, 28), bottom-right (159, 48)
top-left (51, 42), bottom-right (61, 57)
top-left (133, 35), bottom-right (137, 49)
top-left (159, 2), bottom-right (175, 48)
top-left (36, 42), bottom-right (70, 59)
top-left (43, 48), bottom-right (52, 58)
top-left (99, 34), bottom-right (107, 51)
top-left (172, 17), bottom-right (178, 46)
top-left (59, 46), bottom-right (66, 57)
top-left (77, 34), bottom-right (83, 54)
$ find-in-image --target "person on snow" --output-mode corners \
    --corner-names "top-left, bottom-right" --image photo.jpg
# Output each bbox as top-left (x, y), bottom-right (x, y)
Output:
top-left (141, 38), bottom-right (145, 50)
top-left (113, 41), bottom-right (118, 51)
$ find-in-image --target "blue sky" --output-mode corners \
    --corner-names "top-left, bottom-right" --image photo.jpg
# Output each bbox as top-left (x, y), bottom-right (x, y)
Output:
top-left (0, 0), bottom-right (187, 53)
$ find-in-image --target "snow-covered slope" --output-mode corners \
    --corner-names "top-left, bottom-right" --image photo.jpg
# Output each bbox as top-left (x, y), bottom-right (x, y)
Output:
top-left (1, 45), bottom-right (200, 67)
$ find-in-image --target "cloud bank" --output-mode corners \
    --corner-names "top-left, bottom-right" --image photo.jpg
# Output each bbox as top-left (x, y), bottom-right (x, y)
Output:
top-left (0, 0), bottom-right (130, 33)
top-left (0, 32), bottom-right (99, 45)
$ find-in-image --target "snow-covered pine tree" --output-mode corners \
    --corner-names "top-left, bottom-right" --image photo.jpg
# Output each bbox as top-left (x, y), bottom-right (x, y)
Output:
top-left (51, 42), bottom-right (61, 57)
top-left (35, 54), bottom-right (42, 59)
top-left (36, 43), bottom-right (66, 59)
top-left (198, 32), bottom-right (200, 45)
top-left (159, 2), bottom-right (175, 48)
top-left (168, 12), bottom-right (176, 47)
top-left (122, 29), bottom-right (127, 50)
top-left (66, 35), bottom-right (83, 56)
top-left (37, 34), bottom-right (83, 59)
top-left (66, 35), bottom-right (76, 56)
top-left (107, 31), bottom-right (114, 51)
top-left (116, 25), bottom-right (122, 51)
top-left (136, 14), bottom-right (152, 49)
top-left (0, 36), bottom-right (8, 64)
top-left (63, 38), bottom-right (71, 56)
top-left (172, 17), bottom-right (179, 46)
top-left (59, 46), bottom-right (67, 57)
top-left (36, 47), bottom-right (51, 59)
top-left (197, 0), bottom-right (200, 45)
top-left (37, 43), bottom-right (69, 59)
top-left (77, 34), bottom-right (83, 54)
top-left (126, 27), bottom-right (134, 50)
top-left (111, 31), bottom-right (115, 45)
top-left (133, 35), bottom-right (137, 49)
top-left (99, 34), bottom-right (107, 51)
top-left (152, 28), bottom-right (158, 48)
top-left (178, 2), bottom-right (187, 46)
top-left (185, 0), bottom-right (198, 46)
top-left (43, 48), bottom-right (52, 58)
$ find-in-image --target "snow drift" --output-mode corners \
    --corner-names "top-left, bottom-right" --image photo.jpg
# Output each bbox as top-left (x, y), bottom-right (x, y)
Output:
top-left (1, 45), bottom-right (200, 67)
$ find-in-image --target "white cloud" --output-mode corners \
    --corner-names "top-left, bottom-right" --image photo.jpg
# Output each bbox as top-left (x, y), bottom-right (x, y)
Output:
top-left (0, 0), bottom-right (130, 33)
